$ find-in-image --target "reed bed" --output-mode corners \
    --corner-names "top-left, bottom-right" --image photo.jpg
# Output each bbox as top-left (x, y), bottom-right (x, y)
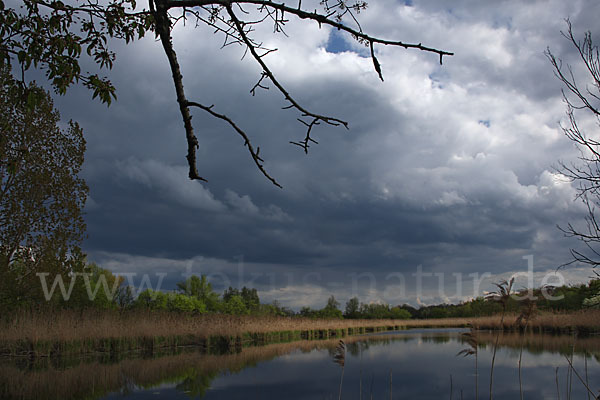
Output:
top-left (1, 309), bottom-right (598, 357)
top-left (0, 310), bottom-right (469, 343)
top-left (473, 331), bottom-right (600, 355)
top-left (4, 327), bottom-right (600, 400)
top-left (469, 309), bottom-right (600, 333)
top-left (0, 310), bottom-right (470, 356)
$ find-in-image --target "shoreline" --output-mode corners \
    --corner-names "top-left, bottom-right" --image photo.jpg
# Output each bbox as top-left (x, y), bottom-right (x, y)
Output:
top-left (1, 309), bottom-right (598, 358)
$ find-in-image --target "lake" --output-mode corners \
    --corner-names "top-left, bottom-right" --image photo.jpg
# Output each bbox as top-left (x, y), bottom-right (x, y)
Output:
top-left (1, 328), bottom-right (599, 399)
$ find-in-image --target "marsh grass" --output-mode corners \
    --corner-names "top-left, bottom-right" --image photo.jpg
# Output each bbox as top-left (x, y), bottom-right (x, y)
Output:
top-left (333, 339), bottom-right (346, 400)
top-left (458, 330), bottom-right (479, 399)
top-left (463, 329), bottom-right (600, 400)
top-left (2, 308), bottom-right (600, 358)
top-left (516, 300), bottom-right (537, 400)
top-left (4, 318), bottom-right (600, 400)
top-left (0, 310), bottom-right (472, 356)
top-left (469, 310), bottom-right (600, 333)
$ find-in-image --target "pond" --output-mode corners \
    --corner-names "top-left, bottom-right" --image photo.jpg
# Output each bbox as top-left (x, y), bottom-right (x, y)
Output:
top-left (1, 328), bottom-right (599, 399)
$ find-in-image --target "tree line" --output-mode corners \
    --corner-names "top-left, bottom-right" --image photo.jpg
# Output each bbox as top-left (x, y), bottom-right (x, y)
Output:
top-left (12, 255), bottom-right (600, 319)
top-left (395, 279), bottom-right (600, 319)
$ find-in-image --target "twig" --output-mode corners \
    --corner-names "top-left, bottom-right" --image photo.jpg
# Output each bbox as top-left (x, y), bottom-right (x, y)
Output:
top-left (186, 101), bottom-right (282, 187)
top-left (563, 355), bottom-right (598, 399)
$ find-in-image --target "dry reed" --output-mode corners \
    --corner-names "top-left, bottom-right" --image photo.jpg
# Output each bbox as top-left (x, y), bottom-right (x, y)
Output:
top-left (469, 310), bottom-right (600, 333)
top-left (1, 309), bottom-right (599, 356)
top-left (0, 310), bottom-right (470, 345)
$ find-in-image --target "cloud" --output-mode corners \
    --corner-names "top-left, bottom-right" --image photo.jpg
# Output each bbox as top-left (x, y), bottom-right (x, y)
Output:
top-left (225, 189), bottom-right (293, 221)
top-left (45, 0), bottom-right (600, 308)
top-left (116, 157), bottom-right (226, 212)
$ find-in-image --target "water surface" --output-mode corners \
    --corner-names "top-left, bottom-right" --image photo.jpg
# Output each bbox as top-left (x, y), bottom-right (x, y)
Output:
top-left (2, 328), bottom-right (599, 399)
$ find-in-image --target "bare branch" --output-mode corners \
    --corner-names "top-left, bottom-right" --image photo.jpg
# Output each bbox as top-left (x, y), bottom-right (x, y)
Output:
top-left (166, 0), bottom-right (454, 64)
top-left (225, 4), bottom-right (348, 150)
top-left (550, 21), bottom-right (600, 267)
top-left (148, 0), bottom-right (452, 185)
top-left (186, 101), bottom-right (282, 188)
top-left (152, 0), bottom-right (206, 181)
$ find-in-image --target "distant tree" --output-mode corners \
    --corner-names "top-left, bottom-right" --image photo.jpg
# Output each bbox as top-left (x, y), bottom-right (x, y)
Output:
top-left (222, 294), bottom-right (249, 315)
top-left (547, 21), bottom-right (600, 266)
top-left (326, 295), bottom-right (340, 310)
top-left (39, 261), bottom-right (123, 309)
top-left (177, 274), bottom-right (220, 311)
top-left (318, 295), bottom-right (343, 319)
top-left (428, 306), bottom-right (449, 319)
top-left (299, 306), bottom-right (314, 318)
top-left (136, 289), bottom-right (169, 310)
top-left (1, 0), bottom-right (452, 186)
top-left (359, 302), bottom-right (393, 319)
top-left (117, 285), bottom-right (136, 310)
top-left (390, 306), bottom-right (411, 320)
top-left (135, 288), bottom-right (206, 312)
top-left (166, 292), bottom-right (206, 313)
top-left (398, 304), bottom-right (419, 318)
top-left (222, 286), bottom-right (240, 303)
top-left (258, 300), bottom-right (293, 317)
top-left (344, 297), bottom-right (360, 319)
top-left (240, 286), bottom-right (260, 312)
top-left (79, 263), bottom-right (124, 309)
top-left (0, 65), bottom-right (87, 308)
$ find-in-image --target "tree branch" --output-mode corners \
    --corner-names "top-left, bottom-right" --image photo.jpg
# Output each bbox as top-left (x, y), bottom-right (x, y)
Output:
top-left (226, 4), bottom-right (348, 152)
top-left (186, 100), bottom-right (282, 188)
top-left (152, 0), bottom-right (206, 181)
top-left (166, 0), bottom-right (454, 63)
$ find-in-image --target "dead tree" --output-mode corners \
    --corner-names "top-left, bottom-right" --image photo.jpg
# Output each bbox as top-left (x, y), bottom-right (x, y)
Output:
top-left (547, 20), bottom-right (600, 266)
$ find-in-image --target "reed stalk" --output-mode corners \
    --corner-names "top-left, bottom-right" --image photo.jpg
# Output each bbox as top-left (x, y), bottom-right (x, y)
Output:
top-left (489, 278), bottom-right (514, 400)
top-left (333, 339), bottom-right (346, 400)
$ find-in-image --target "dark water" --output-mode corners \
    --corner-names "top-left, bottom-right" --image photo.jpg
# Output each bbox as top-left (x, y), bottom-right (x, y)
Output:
top-left (2, 328), bottom-right (600, 399)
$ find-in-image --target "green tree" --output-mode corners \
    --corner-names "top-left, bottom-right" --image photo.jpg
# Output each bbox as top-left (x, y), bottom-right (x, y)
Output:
top-left (1, 0), bottom-right (451, 185)
top-left (135, 289), bottom-right (168, 310)
top-left (65, 262), bottom-right (124, 310)
top-left (258, 300), bottom-right (293, 317)
top-left (222, 294), bottom-right (249, 315)
top-left (299, 306), bottom-right (314, 318)
top-left (344, 297), bottom-right (360, 319)
top-left (0, 65), bottom-right (87, 309)
top-left (177, 274), bottom-right (220, 311)
top-left (326, 295), bottom-right (340, 310)
top-left (222, 286), bottom-right (240, 303)
top-left (166, 292), bottom-right (206, 313)
top-left (318, 295), bottom-right (342, 319)
top-left (390, 306), bottom-right (411, 320)
top-left (240, 287), bottom-right (260, 312)
top-left (222, 286), bottom-right (261, 313)
top-left (117, 285), bottom-right (135, 310)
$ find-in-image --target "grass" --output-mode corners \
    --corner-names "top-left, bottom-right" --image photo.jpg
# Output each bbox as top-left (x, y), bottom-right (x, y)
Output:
top-left (2, 309), bottom-right (600, 357)
top-left (472, 331), bottom-right (600, 355)
top-left (0, 310), bottom-right (470, 356)
top-left (469, 309), bottom-right (600, 333)
top-left (0, 310), bottom-right (470, 343)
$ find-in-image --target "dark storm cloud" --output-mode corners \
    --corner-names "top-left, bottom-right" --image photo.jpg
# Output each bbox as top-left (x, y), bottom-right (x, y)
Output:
top-left (49, 0), bottom-right (598, 307)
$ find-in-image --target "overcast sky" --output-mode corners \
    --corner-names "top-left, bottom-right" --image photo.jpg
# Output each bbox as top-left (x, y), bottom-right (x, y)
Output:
top-left (52, 0), bottom-right (600, 309)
